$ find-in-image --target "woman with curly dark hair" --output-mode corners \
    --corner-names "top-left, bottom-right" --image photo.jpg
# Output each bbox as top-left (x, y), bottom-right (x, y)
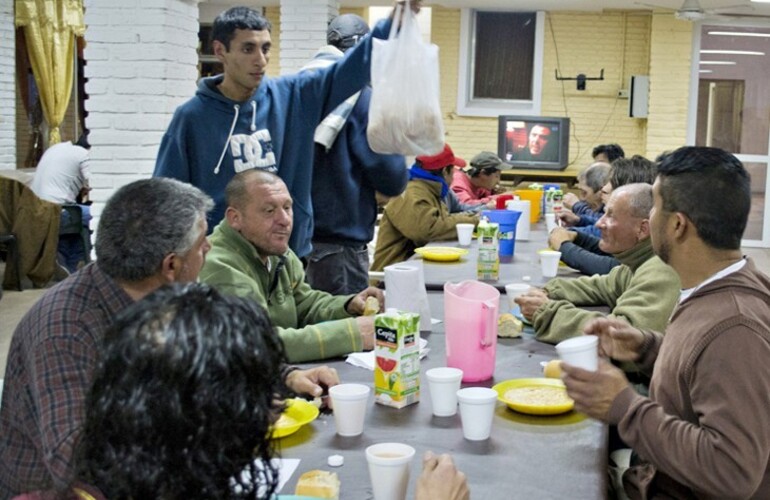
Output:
top-left (14, 282), bottom-right (469, 500)
top-left (74, 282), bottom-right (291, 499)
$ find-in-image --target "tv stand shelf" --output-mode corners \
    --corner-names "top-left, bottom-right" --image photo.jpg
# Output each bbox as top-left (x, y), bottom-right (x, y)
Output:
top-left (501, 167), bottom-right (581, 188)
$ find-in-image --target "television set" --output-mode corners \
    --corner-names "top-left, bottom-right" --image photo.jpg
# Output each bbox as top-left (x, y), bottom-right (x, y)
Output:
top-left (498, 116), bottom-right (570, 171)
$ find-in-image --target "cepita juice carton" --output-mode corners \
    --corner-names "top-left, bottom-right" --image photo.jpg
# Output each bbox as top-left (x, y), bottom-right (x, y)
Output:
top-left (374, 310), bottom-right (420, 409)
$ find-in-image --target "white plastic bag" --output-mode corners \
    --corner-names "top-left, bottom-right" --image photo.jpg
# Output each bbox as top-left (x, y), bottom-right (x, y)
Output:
top-left (367, 2), bottom-right (445, 156)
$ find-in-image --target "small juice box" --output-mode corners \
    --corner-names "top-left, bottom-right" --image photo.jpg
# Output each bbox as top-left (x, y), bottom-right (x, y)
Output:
top-left (374, 310), bottom-right (420, 409)
top-left (477, 221), bottom-right (499, 281)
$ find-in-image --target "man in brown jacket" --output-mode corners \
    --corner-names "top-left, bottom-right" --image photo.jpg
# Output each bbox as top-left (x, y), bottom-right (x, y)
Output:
top-left (561, 146), bottom-right (770, 499)
top-left (371, 144), bottom-right (479, 271)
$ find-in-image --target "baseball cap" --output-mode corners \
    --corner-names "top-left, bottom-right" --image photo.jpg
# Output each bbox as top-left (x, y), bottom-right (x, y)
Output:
top-left (327, 14), bottom-right (370, 51)
top-left (416, 144), bottom-right (467, 171)
top-left (463, 151), bottom-right (507, 174)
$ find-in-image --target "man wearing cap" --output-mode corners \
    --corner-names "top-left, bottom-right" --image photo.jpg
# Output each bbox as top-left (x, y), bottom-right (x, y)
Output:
top-left (371, 144), bottom-right (479, 272)
top-left (301, 14), bottom-right (407, 295)
top-left (450, 151), bottom-right (511, 209)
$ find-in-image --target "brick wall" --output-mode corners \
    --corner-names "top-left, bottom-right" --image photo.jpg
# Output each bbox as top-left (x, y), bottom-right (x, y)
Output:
top-left (433, 7), bottom-right (654, 167)
top-left (279, 0), bottom-right (339, 75)
top-left (83, 0), bottom-right (200, 226)
top-left (0, 2), bottom-right (15, 169)
top-left (265, 6), bottom-right (282, 77)
top-left (646, 12), bottom-right (692, 159)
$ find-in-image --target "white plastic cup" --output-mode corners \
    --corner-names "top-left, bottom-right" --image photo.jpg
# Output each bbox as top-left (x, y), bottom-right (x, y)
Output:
top-left (456, 223), bottom-right (475, 246)
top-left (329, 383), bottom-right (370, 436)
top-left (505, 283), bottom-right (531, 312)
top-left (540, 250), bottom-right (562, 278)
top-left (545, 213), bottom-right (557, 233)
top-left (456, 387), bottom-right (498, 441)
top-left (425, 367), bottom-right (463, 417)
top-left (556, 336), bottom-right (599, 371)
top-left (365, 442), bottom-right (416, 500)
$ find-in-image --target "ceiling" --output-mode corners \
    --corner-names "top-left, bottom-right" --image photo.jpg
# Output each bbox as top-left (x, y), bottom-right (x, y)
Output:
top-left (205, 0), bottom-right (770, 17)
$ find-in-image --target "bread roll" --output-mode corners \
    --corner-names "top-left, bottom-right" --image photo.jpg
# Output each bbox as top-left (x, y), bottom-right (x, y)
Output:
top-left (295, 469), bottom-right (340, 499)
top-left (363, 296), bottom-right (380, 316)
top-left (498, 313), bottom-right (523, 338)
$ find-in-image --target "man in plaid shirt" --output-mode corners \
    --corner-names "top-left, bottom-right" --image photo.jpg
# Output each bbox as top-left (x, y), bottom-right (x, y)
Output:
top-left (0, 178), bottom-right (338, 497)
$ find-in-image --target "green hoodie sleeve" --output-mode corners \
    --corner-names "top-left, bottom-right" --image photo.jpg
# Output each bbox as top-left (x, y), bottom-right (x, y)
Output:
top-left (533, 257), bottom-right (680, 345)
top-left (279, 253), bottom-right (364, 363)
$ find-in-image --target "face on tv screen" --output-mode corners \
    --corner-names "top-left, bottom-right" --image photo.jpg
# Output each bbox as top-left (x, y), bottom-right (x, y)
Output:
top-left (503, 120), bottom-right (562, 164)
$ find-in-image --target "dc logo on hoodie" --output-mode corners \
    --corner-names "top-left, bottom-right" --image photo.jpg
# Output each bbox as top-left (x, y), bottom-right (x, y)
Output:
top-left (231, 129), bottom-right (277, 173)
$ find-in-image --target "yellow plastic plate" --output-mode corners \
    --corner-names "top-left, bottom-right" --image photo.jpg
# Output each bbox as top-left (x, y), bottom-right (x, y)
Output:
top-left (414, 247), bottom-right (469, 262)
top-left (493, 378), bottom-right (574, 415)
top-left (270, 398), bottom-right (320, 439)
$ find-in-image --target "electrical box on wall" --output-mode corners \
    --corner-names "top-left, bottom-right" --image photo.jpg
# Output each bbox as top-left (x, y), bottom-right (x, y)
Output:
top-left (629, 75), bottom-right (649, 118)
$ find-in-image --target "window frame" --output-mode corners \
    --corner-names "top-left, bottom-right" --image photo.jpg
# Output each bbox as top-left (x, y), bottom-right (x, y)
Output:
top-left (456, 9), bottom-right (545, 118)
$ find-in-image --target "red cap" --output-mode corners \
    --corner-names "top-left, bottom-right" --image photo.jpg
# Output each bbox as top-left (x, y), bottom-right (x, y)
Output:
top-left (416, 144), bottom-right (466, 171)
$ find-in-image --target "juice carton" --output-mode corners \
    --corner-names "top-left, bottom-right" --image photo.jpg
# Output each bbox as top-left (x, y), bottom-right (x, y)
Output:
top-left (477, 220), bottom-right (499, 281)
top-left (374, 310), bottom-right (420, 409)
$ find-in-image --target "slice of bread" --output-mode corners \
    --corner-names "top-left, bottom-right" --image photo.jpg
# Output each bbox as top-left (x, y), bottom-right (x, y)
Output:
top-left (295, 469), bottom-right (340, 499)
top-left (498, 313), bottom-right (523, 338)
top-left (363, 296), bottom-right (380, 316)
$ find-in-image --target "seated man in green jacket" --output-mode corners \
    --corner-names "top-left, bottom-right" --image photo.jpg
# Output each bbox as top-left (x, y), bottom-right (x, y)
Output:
top-left (515, 183), bottom-right (681, 348)
top-left (199, 170), bottom-right (384, 363)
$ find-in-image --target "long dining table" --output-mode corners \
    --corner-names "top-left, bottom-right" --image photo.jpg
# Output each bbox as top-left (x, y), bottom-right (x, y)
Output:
top-left (279, 228), bottom-right (607, 498)
top-left (420, 226), bottom-right (582, 292)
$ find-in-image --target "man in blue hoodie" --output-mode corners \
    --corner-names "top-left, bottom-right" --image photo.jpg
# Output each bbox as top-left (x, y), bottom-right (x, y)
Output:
top-left (154, 3), bottom-right (416, 259)
top-left (302, 14), bottom-right (407, 294)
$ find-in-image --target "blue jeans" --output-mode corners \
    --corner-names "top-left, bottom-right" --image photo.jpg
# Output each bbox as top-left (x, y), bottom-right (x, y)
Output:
top-left (305, 242), bottom-right (370, 295)
top-left (57, 204), bottom-right (91, 273)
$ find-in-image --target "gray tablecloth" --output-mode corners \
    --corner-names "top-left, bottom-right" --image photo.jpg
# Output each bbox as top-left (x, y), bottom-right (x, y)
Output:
top-left (281, 292), bottom-right (607, 499)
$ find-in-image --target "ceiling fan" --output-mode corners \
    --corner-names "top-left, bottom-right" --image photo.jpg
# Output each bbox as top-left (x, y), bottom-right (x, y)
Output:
top-left (635, 0), bottom-right (770, 21)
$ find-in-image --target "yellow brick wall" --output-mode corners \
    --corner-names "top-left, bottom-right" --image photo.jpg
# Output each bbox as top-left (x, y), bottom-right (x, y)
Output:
top-left (542, 12), bottom-right (650, 166)
top-left (433, 8), bottom-right (655, 167)
top-left (645, 12), bottom-right (692, 159)
top-left (265, 6), bottom-right (281, 77)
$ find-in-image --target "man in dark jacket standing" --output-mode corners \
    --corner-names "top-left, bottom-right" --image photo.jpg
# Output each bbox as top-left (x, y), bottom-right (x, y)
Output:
top-left (303, 14), bottom-right (407, 294)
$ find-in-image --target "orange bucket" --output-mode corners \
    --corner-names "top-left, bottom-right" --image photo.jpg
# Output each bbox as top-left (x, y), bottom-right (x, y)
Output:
top-left (514, 190), bottom-right (543, 223)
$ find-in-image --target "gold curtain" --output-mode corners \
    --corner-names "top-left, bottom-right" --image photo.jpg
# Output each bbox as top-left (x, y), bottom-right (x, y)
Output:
top-left (15, 0), bottom-right (85, 145)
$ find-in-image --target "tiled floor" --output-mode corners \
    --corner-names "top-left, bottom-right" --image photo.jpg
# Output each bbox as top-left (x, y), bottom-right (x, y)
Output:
top-left (2, 247), bottom-right (769, 377)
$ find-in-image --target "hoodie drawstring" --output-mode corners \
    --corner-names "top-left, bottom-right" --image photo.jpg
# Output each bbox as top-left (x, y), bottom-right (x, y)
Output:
top-left (214, 104), bottom-right (240, 175)
top-left (250, 101), bottom-right (257, 132)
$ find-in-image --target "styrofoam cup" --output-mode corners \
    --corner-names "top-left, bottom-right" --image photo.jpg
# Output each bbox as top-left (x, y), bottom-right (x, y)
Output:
top-left (456, 223), bottom-right (475, 246)
top-left (505, 283), bottom-right (531, 312)
top-left (545, 213), bottom-right (557, 233)
top-left (425, 367), bottom-right (463, 417)
top-left (556, 336), bottom-right (599, 371)
top-left (456, 387), bottom-right (498, 441)
top-left (540, 250), bottom-right (562, 278)
top-left (329, 383), bottom-right (370, 436)
top-left (366, 442), bottom-right (416, 500)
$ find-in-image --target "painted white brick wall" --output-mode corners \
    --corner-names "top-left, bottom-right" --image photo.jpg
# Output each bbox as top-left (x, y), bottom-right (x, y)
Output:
top-left (0, 0), bottom-right (15, 169)
top-left (280, 0), bottom-right (339, 75)
top-left (83, 0), bottom-right (200, 227)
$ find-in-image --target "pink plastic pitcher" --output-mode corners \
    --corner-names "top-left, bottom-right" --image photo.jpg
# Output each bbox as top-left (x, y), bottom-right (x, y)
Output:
top-left (443, 280), bottom-right (499, 382)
